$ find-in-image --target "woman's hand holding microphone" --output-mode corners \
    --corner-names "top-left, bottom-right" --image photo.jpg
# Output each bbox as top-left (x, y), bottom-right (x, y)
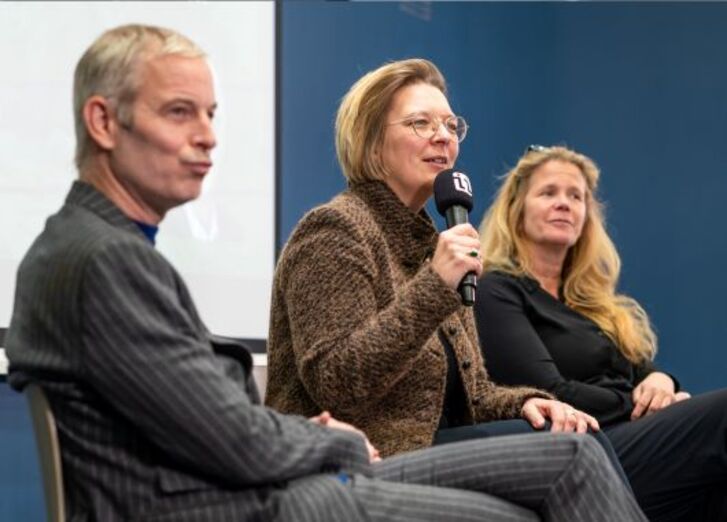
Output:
top-left (430, 224), bottom-right (483, 291)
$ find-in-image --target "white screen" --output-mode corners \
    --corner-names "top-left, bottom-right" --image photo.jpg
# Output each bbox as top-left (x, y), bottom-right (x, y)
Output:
top-left (0, 1), bottom-right (275, 338)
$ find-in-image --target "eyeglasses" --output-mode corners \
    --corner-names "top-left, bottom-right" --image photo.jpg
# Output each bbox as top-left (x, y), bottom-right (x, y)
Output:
top-left (388, 113), bottom-right (469, 143)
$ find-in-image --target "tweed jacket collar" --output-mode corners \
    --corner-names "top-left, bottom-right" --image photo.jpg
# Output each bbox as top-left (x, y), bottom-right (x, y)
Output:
top-left (349, 180), bottom-right (438, 269)
top-left (66, 180), bottom-right (149, 243)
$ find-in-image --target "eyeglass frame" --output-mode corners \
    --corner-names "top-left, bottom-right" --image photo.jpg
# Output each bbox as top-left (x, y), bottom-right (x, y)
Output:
top-left (387, 112), bottom-right (469, 143)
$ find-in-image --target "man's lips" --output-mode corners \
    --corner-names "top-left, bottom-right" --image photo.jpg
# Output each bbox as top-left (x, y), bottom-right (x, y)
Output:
top-left (184, 161), bottom-right (213, 174)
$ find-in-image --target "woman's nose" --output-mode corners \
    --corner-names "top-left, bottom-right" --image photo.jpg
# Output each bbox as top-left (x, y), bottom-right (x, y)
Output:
top-left (431, 121), bottom-right (452, 143)
top-left (554, 194), bottom-right (571, 210)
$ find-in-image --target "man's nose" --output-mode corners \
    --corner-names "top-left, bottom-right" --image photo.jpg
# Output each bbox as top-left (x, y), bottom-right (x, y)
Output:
top-left (193, 114), bottom-right (216, 151)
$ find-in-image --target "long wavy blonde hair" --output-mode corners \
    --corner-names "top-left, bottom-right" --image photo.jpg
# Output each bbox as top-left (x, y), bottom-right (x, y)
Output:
top-left (479, 145), bottom-right (656, 364)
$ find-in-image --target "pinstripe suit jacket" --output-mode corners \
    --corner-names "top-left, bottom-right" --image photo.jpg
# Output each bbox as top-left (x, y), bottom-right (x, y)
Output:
top-left (6, 181), bottom-right (371, 521)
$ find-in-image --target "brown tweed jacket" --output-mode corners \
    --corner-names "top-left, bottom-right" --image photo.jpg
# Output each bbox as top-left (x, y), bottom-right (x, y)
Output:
top-left (266, 180), bottom-right (551, 456)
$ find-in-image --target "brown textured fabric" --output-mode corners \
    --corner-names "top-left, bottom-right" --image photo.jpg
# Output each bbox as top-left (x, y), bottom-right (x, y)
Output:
top-left (266, 180), bottom-right (551, 456)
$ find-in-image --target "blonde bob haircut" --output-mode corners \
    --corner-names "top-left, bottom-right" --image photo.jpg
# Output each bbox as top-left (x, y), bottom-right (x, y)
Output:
top-left (335, 58), bottom-right (446, 184)
top-left (73, 24), bottom-right (205, 171)
top-left (479, 145), bottom-right (657, 364)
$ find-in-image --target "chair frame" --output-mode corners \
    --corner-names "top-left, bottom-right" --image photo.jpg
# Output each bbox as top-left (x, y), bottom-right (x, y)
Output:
top-left (26, 383), bottom-right (66, 522)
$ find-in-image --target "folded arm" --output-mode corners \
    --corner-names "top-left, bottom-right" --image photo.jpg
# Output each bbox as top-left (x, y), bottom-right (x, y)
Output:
top-left (80, 239), bottom-right (370, 488)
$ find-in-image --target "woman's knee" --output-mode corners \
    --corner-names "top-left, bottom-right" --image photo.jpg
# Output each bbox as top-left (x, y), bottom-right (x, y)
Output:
top-left (677, 388), bottom-right (727, 427)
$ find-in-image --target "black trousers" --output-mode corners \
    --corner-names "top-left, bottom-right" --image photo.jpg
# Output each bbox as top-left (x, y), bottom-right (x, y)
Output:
top-left (604, 388), bottom-right (727, 522)
top-left (433, 418), bottom-right (631, 489)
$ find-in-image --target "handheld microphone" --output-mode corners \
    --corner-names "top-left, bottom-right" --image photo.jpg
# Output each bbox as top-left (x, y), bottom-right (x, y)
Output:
top-left (433, 169), bottom-right (477, 306)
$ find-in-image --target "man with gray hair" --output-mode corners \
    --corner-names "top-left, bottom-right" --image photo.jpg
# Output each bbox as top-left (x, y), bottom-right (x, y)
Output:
top-left (6, 24), bottom-right (646, 521)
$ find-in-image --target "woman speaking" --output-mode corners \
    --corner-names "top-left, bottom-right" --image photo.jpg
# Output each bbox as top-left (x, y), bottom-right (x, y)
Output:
top-left (265, 60), bottom-right (598, 458)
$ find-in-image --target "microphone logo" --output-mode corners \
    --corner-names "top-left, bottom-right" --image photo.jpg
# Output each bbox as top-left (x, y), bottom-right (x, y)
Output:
top-left (452, 171), bottom-right (472, 196)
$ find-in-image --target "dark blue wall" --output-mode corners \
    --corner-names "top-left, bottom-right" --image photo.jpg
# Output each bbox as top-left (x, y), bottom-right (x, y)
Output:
top-left (0, 380), bottom-right (44, 521)
top-left (279, 1), bottom-right (727, 394)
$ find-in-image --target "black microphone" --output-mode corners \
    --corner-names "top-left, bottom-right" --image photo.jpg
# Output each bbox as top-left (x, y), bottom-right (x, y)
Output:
top-left (433, 169), bottom-right (477, 306)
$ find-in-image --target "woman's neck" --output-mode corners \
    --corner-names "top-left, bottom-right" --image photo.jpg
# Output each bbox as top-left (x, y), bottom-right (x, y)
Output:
top-left (384, 178), bottom-right (431, 213)
top-left (526, 244), bottom-right (567, 299)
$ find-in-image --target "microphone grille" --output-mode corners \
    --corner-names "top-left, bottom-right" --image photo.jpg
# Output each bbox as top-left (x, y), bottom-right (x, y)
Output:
top-left (433, 169), bottom-right (474, 216)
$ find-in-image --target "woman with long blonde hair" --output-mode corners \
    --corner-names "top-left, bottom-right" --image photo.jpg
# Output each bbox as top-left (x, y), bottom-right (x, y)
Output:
top-left (476, 144), bottom-right (727, 521)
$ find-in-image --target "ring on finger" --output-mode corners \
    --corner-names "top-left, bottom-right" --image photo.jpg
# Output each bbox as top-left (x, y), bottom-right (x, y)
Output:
top-left (468, 249), bottom-right (479, 258)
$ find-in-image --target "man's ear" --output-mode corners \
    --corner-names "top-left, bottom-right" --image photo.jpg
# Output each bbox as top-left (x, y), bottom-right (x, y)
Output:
top-left (83, 95), bottom-right (119, 151)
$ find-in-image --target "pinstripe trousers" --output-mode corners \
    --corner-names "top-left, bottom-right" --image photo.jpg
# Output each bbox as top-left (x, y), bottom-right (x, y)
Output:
top-left (277, 433), bottom-right (647, 522)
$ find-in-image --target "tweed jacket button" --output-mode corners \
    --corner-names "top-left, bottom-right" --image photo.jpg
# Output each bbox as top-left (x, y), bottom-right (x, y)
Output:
top-left (448, 325), bottom-right (458, 336)
top-left (461, 359), bottom-right (472, 370)
top-left (471, 399), bottom-right (480, 406)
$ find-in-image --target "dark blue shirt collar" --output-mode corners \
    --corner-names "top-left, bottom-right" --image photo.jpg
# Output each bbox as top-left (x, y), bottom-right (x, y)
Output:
top-left (133, 221), bottom-right (159, 245)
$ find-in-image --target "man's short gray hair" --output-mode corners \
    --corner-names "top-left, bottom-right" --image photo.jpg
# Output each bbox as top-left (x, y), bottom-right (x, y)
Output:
top-left (73, 24), bottom-right (205, 170)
